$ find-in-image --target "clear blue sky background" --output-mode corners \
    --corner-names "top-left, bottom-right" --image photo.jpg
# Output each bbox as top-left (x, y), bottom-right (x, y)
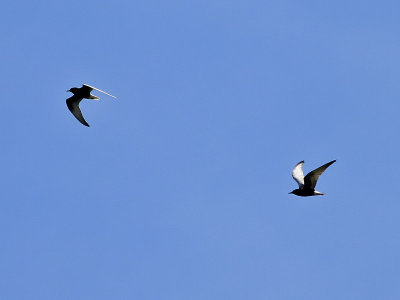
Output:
top-left (1, 0), bottom-right (400, 299)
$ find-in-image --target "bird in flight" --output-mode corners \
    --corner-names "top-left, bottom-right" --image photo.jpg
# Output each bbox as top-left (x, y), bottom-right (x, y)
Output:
top-left (66, 84), bottom-right (116, 127)
top-left (289, 160), bottom-right (336, 196)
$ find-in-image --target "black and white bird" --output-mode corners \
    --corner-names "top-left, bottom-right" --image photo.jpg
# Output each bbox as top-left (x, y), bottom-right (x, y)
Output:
top-left (66, 84), bottom-right (116, 127)
top-left (289, 160), bottom-right (336, 196)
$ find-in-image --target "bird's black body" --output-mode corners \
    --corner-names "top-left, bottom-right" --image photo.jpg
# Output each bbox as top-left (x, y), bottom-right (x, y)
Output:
top-left (290, 188), bottom-right (322, 197)
top-left (68, 85), bottom-right (99, 100)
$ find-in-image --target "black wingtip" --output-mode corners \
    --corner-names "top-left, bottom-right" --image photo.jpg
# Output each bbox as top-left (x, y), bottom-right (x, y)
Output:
top-left (80, 120), bottom-right (90, 127)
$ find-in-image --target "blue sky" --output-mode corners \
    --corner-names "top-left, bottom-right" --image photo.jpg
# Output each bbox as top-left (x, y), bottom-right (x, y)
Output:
top-left (1, 0), bottom-right (400, 299)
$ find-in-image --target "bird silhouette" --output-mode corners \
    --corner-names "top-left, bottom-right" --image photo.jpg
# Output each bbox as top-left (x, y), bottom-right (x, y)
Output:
top-left (66, 84), bottom-right (116, 127)
top-left (289, 160), bottom-right (336, 196)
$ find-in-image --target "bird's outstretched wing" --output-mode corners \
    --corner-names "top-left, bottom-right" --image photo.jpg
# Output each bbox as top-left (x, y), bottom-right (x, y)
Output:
top-left (66, 96), bottom-right (90, 127)
top-left (83, 84), bottom-right (117, 98)
top-left (304, 160), bottom-right (336, 189)
top-left (292, 161), bottom-right (305, 188)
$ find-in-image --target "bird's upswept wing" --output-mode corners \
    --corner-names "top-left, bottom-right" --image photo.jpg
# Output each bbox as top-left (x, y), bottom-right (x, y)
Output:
top-left (66, 96), bottom-right (90, 127)
top-left (83, 84), bottom-right (117, 98)
top-left (292, 161), bottom-right (305, 188)
top-left (304, 160), bottom-right (336, 190)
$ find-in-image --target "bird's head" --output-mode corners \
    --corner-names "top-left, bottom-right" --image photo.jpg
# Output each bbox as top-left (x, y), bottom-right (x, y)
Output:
top-left (67, 87), bottom-right (78, 94)
top-left (289, 189), bottom-right (298, 195)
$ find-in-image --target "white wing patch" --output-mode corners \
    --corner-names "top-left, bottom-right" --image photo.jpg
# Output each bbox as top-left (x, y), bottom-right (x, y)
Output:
top-left (83, 84), bottom-right (117, 98)
top-left (292, 161), bottom-right (305, 188)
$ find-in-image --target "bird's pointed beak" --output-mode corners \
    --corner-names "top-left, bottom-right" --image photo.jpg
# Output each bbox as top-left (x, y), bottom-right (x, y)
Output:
top-left (66, 89), bottom-right (70, 92)
top-left (288, 192), bottom-right (293, 194)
